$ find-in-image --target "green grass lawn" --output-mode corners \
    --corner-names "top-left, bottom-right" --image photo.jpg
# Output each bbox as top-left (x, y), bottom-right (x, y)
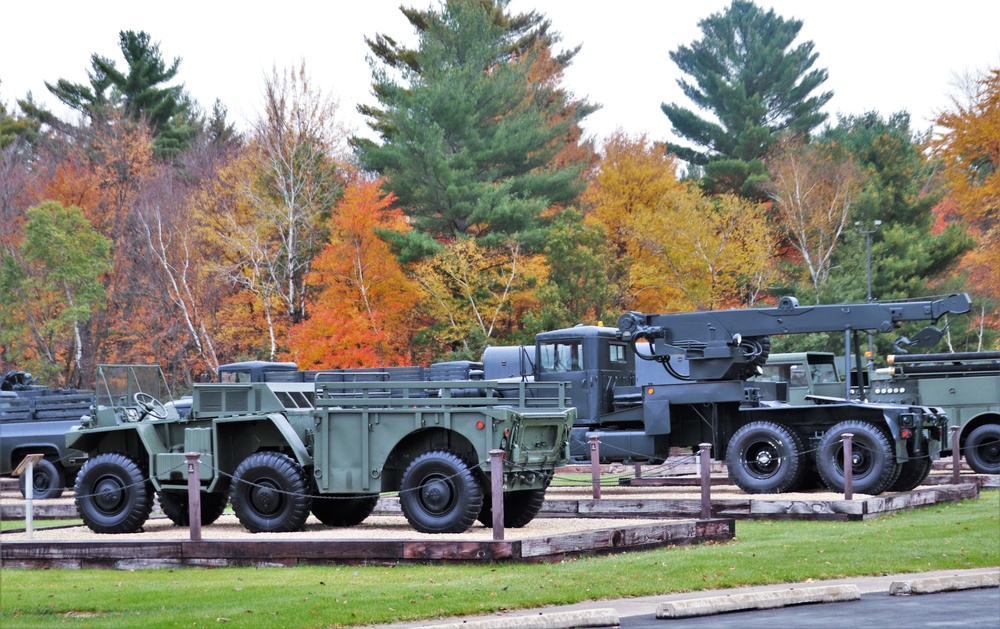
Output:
top-left (1, 492), bottom-right (997, 628)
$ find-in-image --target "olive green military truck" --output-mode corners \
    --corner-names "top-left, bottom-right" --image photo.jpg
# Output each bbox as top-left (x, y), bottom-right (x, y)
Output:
top-left (66, 364), bottom-right (574, 535)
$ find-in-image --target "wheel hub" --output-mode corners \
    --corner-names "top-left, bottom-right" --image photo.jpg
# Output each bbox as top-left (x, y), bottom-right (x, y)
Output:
top-left (419, 478), bottom-right (453, 514)
top-left (93, 478), bottom-right (124, 513)
top-left (250, 482), bottom-right (280, 515)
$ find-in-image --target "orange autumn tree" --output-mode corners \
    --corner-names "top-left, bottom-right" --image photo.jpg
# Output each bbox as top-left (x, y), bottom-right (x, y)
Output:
top-left (933, 67), bottom-right (1000, 344)
top-left (286, 179), bottom-right (420, 368)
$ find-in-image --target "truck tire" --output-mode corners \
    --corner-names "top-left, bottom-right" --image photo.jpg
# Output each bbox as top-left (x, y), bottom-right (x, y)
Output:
top-left (311, 494), bottom-right (379, 527)
top-left (477, 488), bottom-right (546, 528)
top-left (816, 421), bottom-right (898, 495)
top-left (17, 458), bottom-right (65, 500)
top-left (230, 451), bottom-right (311, 533)
top-left (888, 456), bottom-right (933, 492)
top-left (964, 424), bottom-right (1000, 475)
top-left (73, 452), bottom-right (153, 534)
top-left (157, 490), bottom-right (229, 526)
top-left (725, 421), bottom-right (805, 493)
top-left (400, 451), bottom-right (483, 534)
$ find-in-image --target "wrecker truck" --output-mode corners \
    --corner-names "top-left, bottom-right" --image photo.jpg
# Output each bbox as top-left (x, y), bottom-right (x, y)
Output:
top-left (482, 294), bottom-right (972, 495)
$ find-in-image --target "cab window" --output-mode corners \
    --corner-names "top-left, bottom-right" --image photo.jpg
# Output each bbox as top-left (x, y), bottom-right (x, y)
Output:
top-left (539, 341), bottom-right (583, 372)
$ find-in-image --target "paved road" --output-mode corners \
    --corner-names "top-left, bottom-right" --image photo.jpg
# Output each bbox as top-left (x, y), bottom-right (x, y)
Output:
top-left (618, 587), bottom-right (1000, 628)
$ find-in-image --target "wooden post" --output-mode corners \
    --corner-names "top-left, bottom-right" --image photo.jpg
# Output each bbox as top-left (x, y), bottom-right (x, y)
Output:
top-left (13, 454), bottom-right (45, 540)
top-left (185, 453), bottom-right (203, 542)
top-left (842, 433), bottom-right (854, 501)
top-left (489, 449), bottom-right (505, 541)
top-left (951, 425), bottom-right (961, 485)
top-left (634, 461), bottom-right (642, 480)
top-left (589, 435), bottom-right (601, 500)
top-left (699, 443), bottom-right (712, 519)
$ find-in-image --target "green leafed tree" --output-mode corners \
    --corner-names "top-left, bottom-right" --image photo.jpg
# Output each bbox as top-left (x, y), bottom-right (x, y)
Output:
top-left (42, 30), bottom-right (195, 157)
top-left (0, 201), bottom-right (111, 385)
top-left (355, 0), bottom-right (595, 257)
top-left (662, 0), bottom-right (832, 197)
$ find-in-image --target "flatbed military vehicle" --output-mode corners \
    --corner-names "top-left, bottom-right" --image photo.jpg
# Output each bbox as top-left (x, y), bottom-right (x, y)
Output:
top-left (66, 364), bottom-right (574, 535)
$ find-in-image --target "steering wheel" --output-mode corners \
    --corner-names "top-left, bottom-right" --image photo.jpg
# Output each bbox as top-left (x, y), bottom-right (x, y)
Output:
top-left (134, 392), bottom-right (168, 420)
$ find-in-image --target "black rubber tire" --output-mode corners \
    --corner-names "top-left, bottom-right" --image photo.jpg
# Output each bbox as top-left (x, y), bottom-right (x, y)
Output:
top-left (17, 458), bottom-right (66, 500)
top-left (964, 424), bottom-right (1000, 475)
top-left (399, 451), bottom-right (483, 534)
top-left (477, 488), bottom-right (547, 528)
top-left (725, 421), bottom-right (805, 493)
top-left (816, 421), bottom-right (898, 495)
top-left (230, 452), bottom-right (311, 533)
top-left (157, 490), bottom-right (229, 526)
top-left (311, 494), bottom-right (380, 527)
top-left (73, 452), bottom-right (153, 534)
top-left (889, 456), bottom-right (933, 492)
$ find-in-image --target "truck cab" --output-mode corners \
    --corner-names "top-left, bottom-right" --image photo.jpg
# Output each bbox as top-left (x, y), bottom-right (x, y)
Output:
top-left (753, 352), bottom-right (845, 405)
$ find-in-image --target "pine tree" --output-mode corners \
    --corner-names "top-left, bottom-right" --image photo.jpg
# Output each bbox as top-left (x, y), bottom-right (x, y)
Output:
top-left (662, 0), bottom-right (832, 197)
top-left (355, 0), bottom-right (595, 257)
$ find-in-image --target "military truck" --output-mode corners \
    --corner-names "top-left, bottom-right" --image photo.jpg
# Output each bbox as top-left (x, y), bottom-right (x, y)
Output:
top-left (481, 294), bottom-right (972, 495)
top-left (0, 370), bottom-right (91, 498)
top-left (66, 364), bottom-right (574, 535)
top-left (869, 351), bottom-right (1000, 474)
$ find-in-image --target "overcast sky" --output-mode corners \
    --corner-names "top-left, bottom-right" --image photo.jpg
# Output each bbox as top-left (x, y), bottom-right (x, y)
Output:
top-left (2, 1), bottom-right (998, 147)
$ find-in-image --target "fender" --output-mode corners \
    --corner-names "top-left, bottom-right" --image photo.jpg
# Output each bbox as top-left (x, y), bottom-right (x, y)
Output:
top-left (213, 412), bottom-right (313, 469)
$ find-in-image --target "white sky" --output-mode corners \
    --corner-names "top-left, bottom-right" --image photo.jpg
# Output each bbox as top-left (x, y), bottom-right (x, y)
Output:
top-left (2, 1), bottom-right (999, 147)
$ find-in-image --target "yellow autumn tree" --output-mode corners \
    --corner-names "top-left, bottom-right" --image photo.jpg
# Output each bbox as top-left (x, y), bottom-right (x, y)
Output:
top-left (582, 131), bottom-right (688, 310)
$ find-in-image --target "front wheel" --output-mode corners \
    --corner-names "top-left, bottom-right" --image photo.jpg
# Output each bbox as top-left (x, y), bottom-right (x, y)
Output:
top-left (74, 452), bottom-right (153, 534)
top-left (230, 452), bottom-right (311, 533)
top-left (725, 421), bottom-right (805, 493)
top-left (399, 451), bottom-right (483, 534)
top-left (816, 421), bottom-right (898, 495)
top-left (964, 424), bottom-right (1000, 475)
top-left (17, 458), bottom-right (66, 500)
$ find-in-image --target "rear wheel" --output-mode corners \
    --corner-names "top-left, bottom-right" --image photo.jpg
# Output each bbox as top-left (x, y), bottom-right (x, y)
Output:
top-left (158, 490), bottom-right (229, 526)
top-left (74, 452), bottom-right (153, 534)
top-left (230, 452), bottom-right (311, 533)
top-left (399, 451), bottom-right (483, 534)
top-left (17, 458), bottom-right (65, 500)
top-left (311, 494), bottom-right (380, 527)
top-left (725, 421), bottom-right (805, 493)
top-left (964, 424), bottom-right (1000, 475)
top-left (888, 456), bottom-right (933, 492)
top-left (816, 421), bottom-right (898, 495)
top-left (477, 488), bottom-right (546, 528)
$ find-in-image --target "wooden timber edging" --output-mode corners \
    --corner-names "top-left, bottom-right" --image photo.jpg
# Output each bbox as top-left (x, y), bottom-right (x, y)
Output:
top-left (535, 483), bottom-right (982, 522)
top-left (0, 518), bottom-right (735, 569)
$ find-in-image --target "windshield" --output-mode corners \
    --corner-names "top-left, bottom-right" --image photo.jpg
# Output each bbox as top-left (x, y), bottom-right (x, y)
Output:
top-left (95, 365), bottom-right (172, 409)
top-left (538, 340), bottom-right (583, 373)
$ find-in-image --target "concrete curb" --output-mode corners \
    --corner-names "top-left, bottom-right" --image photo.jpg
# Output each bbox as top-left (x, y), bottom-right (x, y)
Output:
top-left (655, 584), bottom-right (860, 619)
top-left (890, 572), bottom-right (1000, 595)
top-left (410, 608), bottom-right (618, 629)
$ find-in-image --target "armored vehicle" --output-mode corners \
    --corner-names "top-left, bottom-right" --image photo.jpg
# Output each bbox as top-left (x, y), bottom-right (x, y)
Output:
top-left (870, 351), bottom-right (1000, 474)
top-left (66, 364), bottom-right (574, 535)
top-left (481, 295), bottom-right (972, 495)
top-left (0, 370), bottom-right (91, 498)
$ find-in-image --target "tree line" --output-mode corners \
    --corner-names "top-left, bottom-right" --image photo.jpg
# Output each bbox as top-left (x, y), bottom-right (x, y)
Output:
top-left (0, 0), bottom-right (996, 391)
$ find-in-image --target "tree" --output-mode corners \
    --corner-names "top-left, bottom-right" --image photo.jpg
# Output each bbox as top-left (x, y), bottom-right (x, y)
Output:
top-left (662, 0), bottom-right (832, 197)
top-left (286, 178), bottom-right (421, 368)
top-left (194, 64), bottom-right (348, 361)
top-left (43, 30), bottom-right (194, 156)
top-left (632, 190), bottom-right (777, 311)
top-left (356, 0), bottom-right (594, 254)
top-left (764, 135), bottom-right (866, 303)
top-left (932, 67), bottom-right (1000, 347)
top-left (582, 132), bottom-right (689, 311)
top-left (0, 202), bottom-right (110, 385)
